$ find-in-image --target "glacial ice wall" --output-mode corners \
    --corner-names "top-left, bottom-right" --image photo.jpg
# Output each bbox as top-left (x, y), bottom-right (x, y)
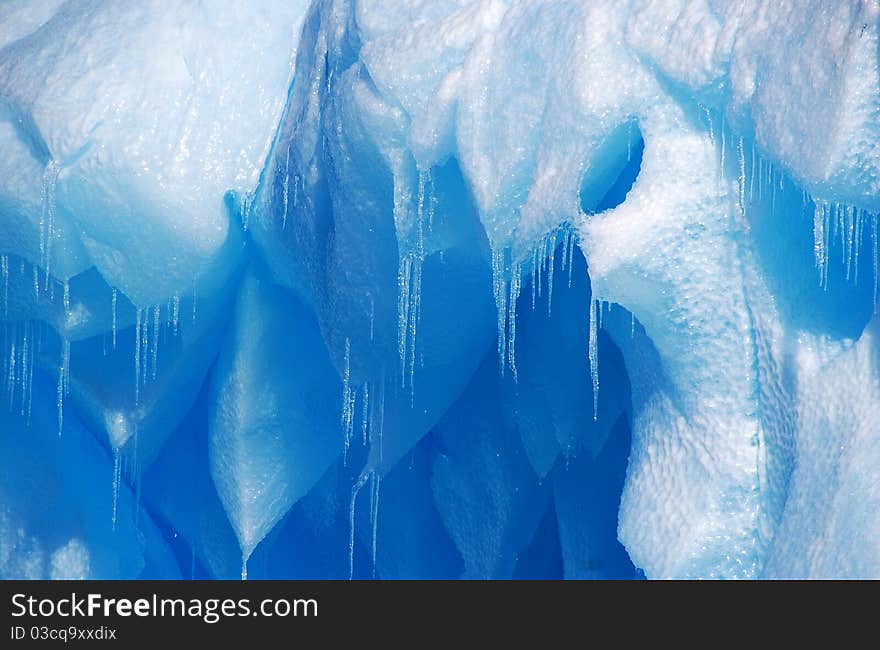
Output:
top-left (1, 0), bottom-right (879, 579)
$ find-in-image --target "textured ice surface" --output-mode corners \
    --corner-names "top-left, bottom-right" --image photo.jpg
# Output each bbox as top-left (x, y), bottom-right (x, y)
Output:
top-left (0, 0), bottom-right (310, 305)
top-left (1, 0), bottom-right (880, 579)
top-left (209, 265), bottom-right (344, 574)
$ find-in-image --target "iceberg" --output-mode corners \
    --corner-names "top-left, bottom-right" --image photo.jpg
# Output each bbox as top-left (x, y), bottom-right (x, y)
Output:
top-left (1, 0), bottom-right (879, 579)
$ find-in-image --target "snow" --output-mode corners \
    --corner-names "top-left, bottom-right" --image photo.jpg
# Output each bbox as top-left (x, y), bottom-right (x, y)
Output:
top-left (1, 0), bottom-right (879, 579)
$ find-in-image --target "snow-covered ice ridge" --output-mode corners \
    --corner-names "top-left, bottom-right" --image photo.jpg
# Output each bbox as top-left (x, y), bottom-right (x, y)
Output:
top-left (1, 0), bottom-right (879, 580)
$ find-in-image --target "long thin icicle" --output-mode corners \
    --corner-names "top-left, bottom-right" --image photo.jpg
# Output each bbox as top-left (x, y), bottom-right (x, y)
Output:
top-left (361, 381), bottom-right (370, 446)
top-left (1, 255), bottom-right (8, 316)
top-left (349, 470), bottom-right (370, 580)
top-left (151, 304), bottom-right (161, 381)
top-left (507, 261), bottom-right (521, 382)
top-left (546, 232), bottom-right (556, 318)
top-left (737, 137), bottom-right (746, 215)
top-left (492, 248), bottom-right (508, 376)
top-left (589, 297), bottom-right (599, 422)
top-left (491, 247), bottom-right (523, 379)
top-left (341, 338), bottom-right (354, 464)
top-left (370, 472), bottom-right (381, 578)
top-left (40, 161), bottom-right (60, 290)
top-left (111, 289), bottom-right (118, 349)
top-left (57, 338), bottom-right (69, 436)
top-left (111, 448), bottom-right (121, 531)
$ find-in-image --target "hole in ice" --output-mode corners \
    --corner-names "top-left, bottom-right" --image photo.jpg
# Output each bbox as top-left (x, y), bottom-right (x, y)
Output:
top-left (580, 121), bottom-right (644, 216)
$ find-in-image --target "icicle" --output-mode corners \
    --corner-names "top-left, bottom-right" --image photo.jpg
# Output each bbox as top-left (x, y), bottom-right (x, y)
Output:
top-left (240, 192), bottom-right (253, 231)
top-left (567, 229), bottom-right (576, 288)
top-left (241, 555), bottom-right (248, 581)
top-left (507, 261), bottom-right (521, 383)
top-left (411, 186), bottom-right (428, 400)
top-left (823, 205), bottom-right (831, 290)
top-left (151, 304), bottom-right (161, 381)
top-left (341, 337), bottom-right (353, 462)
top-left (368, 293), bottom-right (374, 342)
top-left (7, 328), bottom-right (16, 411)
top-left (57, 338), bottom-right (69, 436)
top-left (361, 381), bottom-right (370, 446)
top-left (719, 118), bottom-right (726, 178)
top-left (1, 255), bottom-right (7, 316)
top-left (6, 336), bottom-right (16, 411)
top-left (349, 471), bottom-right (370, 580)
top-left (393, 170), bottom-right (430, 399)
top-left (370, 472), bottom-right (381, 578)
top-left (845, 205), bottom-right (855, 282)
top-left (19, 328), bottom-right (28, 418)
top-left (749, 144), bottom-right (756, 204)
top-left (490, 247), bottom-right (522, 379)
top-left (140, 306), bottom-right (149, 391)
top-left (40, 161), bottom-right (60, 288)
top-left (561, 229), bottom-right (570, 272)
top-left (32, 266), bottom-right (39, 302)
top-left (398, 257), bottom-right (423, 396)
top-left (407, 258), bottom-right (422, 404)
top-left (737, 137), bottom-right (746, 215)
top-left (3, 323), bottom-right (15, 411)
top-left (491, 248), bottom-right (507, 376)
top-left (813, 202), bottom-right (825, 277)
top-left (631, 312), bottom-right (636, 338)
top-left (547, 232), bottom-right (556, 318)
top-left (111, 448), bottom-right (121, 531)
top-left (172, 293), bottom-right (181, 336)
top-left (831, 204), bottom-right (841, 267)
top-left (25, 326), bottom-right (34, 426)
top-left (134, 309), bottom-right (142, 405)
top-left (530, 247), bottom-right (538, 311)
top-left (813, 202), bottom-right (826, 284)
top-left (16, 330), bottom-right (25, 415)
top-left (376, 376), bottom-right (385, 464)
top-left (62, 335), bottom-right (70, 393)
top-left (111, 289), bottom-right (118, 349)
top-left (589, 297), bottom-right (599, 422)
top-left (397, 256), bottom-right (411, 388)
top-left (536, 239), bottom-right (544, 300)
